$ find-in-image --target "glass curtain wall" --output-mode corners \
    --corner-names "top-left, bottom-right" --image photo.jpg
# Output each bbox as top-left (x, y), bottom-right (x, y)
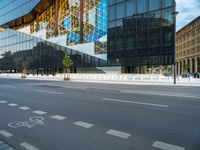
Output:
top-left (0, 28), bottom-right (107, 74)
top-left (107, 0), bottom-right (175, 73)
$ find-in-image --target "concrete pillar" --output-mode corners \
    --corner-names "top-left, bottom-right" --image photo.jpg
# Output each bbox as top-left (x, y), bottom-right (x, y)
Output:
top-left (190, 58), bottom-right (193, 73)
top-left (194, 57), bottom-right (197, 72)
top-left (178, 61), bottom-right (180, 75)
top-left (180, 61), bottom-right (183, 75)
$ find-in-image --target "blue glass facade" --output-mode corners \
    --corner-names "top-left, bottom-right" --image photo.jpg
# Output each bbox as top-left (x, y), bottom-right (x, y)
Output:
top-left (0, 0), bottom-right (176, 73)
top-left (0, 28), bottom-right (106, 73)
top-left (0, 0), bottom-right (40, 26)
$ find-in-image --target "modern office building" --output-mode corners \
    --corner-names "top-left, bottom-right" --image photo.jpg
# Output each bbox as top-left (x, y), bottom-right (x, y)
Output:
top-left (108, 0), bottom-right (176, 73)
top-left (176, 16), bottom-right (200, 75)
top-left (0, 0), bottom-right (176, 74)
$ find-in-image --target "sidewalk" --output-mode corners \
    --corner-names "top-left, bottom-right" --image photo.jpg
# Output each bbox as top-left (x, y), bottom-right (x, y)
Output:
top-left (0, 73), bottom-right (200, 87)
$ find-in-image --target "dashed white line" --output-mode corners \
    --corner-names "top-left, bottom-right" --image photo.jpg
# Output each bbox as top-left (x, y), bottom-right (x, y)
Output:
top-left (35, 90), bottom-right (63, 95)
top-left (50, 115), bottom-right (67, 120)
top-left (0, 100), bottom-right (7, 103)
top-left (152, 141), bottom-right (185, 150)
top-left (19, 106), bottom-right (30, 110)
top-left (0, 130), bottom-right (13, 138)
top-left (0, 85), bottom-right (16, 89)
top-left (8, 103), bottom-right (18, 107)
top-left (73, 121), bottom-right (94, 128)
top-left (33, 110), bottom-right (47, 115)
top-left (106, 129), bottom-right (131, 139)
top-left (102, 98), bottom-right (168, 108)
top-left (20, 142), bottom-right (40, 150)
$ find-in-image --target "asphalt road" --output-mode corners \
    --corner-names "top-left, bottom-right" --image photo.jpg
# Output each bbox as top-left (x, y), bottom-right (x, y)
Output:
top-left (0, 78), bottom-right (200, 150)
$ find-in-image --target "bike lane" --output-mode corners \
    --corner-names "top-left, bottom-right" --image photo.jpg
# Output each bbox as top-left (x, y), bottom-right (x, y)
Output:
top-left (0, 100), bottom-right (135, 150)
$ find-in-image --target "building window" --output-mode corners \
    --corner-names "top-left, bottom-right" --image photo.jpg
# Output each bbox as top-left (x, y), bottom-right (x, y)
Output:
top-left (137, 0), bottom-right (148, 14)
top-left (116, 2), bottom-right (125, 19)
top-left (126, 0), bottom-right (135, 17)
top-left (149, 0), bottom-right (161, 11)
top-left (108, 5), bottom-right (115, 21)
top-left (108, 0), bottom-right (115, 5)
top-left (162, 0), bottom-right (173, 8)
top-left (162, 8), bottom-right (173, 26)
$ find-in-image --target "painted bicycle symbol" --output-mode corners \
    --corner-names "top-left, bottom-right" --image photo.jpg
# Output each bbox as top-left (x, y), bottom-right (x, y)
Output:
top-left (8, 116), bottom-right (44, 128)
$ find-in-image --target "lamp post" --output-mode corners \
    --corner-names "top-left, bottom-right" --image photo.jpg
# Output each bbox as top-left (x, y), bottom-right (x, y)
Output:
top-left (172, 10), bottom-right (179, 85)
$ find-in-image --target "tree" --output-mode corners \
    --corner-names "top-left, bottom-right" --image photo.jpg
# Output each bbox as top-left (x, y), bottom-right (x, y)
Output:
top-left (62, 52), bottom-right (73, 80)
top-left (20, 59), bottom-right (29, 78)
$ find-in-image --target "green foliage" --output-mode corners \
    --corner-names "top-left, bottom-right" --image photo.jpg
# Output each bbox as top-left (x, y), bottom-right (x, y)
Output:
top-left (62, 53), bottom-right (73, 69)
top-left (164, 65), bottom-right (168, 71)
top-left (20, 59), bottom-right (29, 69)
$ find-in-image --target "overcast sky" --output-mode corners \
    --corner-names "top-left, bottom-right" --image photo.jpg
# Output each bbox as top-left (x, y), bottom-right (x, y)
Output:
top-left (176, 0), bottom-right (200, 31)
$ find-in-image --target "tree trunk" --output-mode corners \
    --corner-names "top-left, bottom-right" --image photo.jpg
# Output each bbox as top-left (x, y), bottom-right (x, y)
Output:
top-left (64, 68), bottom-right (66, 79)
top-left (64, 68), bottom-right (70, 80)
top-left (67, 68), bottom-right (70, 79)
top-left (21, 68), bottom-right (26, 78)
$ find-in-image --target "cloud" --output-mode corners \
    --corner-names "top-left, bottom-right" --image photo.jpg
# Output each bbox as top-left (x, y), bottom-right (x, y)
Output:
top-left (176, 0), bottom-right (200, 30)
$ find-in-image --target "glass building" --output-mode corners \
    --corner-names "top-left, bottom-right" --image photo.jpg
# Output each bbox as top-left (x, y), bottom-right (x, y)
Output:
top-left (0, 0), bottom-right (176, 74)
top-left (108, 0), bottom-right (176, 73)
top-left (0, 28), bottom-right (106, 74)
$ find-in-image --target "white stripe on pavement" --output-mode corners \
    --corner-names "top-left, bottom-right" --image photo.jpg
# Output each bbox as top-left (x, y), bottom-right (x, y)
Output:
top-left (0, 101), bottom-right (7, 103)
top-left (35, 90), bottom-right (63, 95)
top-left (50, 115), bottom-right (67, 120)
top-left (0, 130), bottom-right (13, 138)
top-left (20, 142), bottom-right (40, 150)
top-left (0, 85), bottom-right (16, 89)
top-left (152, 141), bottom-right (185, 150)
top-left (8, 103), bottom-right (18, 107)
top-left (121, 90), bottom-right (200, 99)
top-left (74, 121), bottom-right (94, 128)
top-left (106, 129), bottom-right (131, 139)
top-left (102, 98), bottom-right (168, 108)
top-left (19, 107), bottom-right (30, 110)
top-left (33, 110), bottom-right (47, 115)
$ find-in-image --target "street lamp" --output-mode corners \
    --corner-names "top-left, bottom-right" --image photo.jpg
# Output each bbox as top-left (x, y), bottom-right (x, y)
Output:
top-left (172, 10), bottom-right (179, 85)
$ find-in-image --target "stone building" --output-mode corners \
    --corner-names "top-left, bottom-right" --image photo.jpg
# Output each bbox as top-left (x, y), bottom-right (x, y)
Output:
top-left (176, 16), bottom-right (200, 75)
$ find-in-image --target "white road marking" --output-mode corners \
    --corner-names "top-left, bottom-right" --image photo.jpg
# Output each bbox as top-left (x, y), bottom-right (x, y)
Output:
top-left (64, 86), bottom-right (86, 90)
top-left (152, 141), bottom-right (185, 150)
top-left (0, 130), bottom-right (13, 138)
top-left (35, 90), bottom-right (63, 95)
top-left (0, 101), bottom-right (7, 103)
top-left (50, 115), bottom-right (67, 120)
top-left (8, 103), bottom-right (18, 107)
top-left (8, 116), bottom-right (44, 128)
top-left (20, 142), bottom-right (40, 150)
top-left (121, 90), bottom-right (200, 99)
top-left (0, 85), bottom-right (16, 89)
top-left (33, 110), bottom-right (47, 115)
top-left (106, 129), bottom-right (131, 139)
top-left (73, 121), bottom-right (94, 128)
top-left (19, 106), bottom-right (30, 110)
top-left (102, 98), bottom-right (168, 108)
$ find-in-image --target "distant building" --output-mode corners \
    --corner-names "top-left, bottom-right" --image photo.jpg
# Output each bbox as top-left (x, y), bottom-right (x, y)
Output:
top-left (176, 16), bottom-right (200, 75)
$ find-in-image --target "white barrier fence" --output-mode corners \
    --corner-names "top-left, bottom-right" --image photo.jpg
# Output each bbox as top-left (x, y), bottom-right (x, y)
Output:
top-left (0, 73), bottom-right (200, 83)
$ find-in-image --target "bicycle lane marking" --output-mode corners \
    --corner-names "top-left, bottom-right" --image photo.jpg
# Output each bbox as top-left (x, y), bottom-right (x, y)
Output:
top-left (8, 116), bottom-right (45, 129)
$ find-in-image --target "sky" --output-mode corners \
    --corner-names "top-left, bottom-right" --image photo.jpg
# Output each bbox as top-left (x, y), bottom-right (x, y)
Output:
top-left (176, 0), bottom-right (200, 31)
